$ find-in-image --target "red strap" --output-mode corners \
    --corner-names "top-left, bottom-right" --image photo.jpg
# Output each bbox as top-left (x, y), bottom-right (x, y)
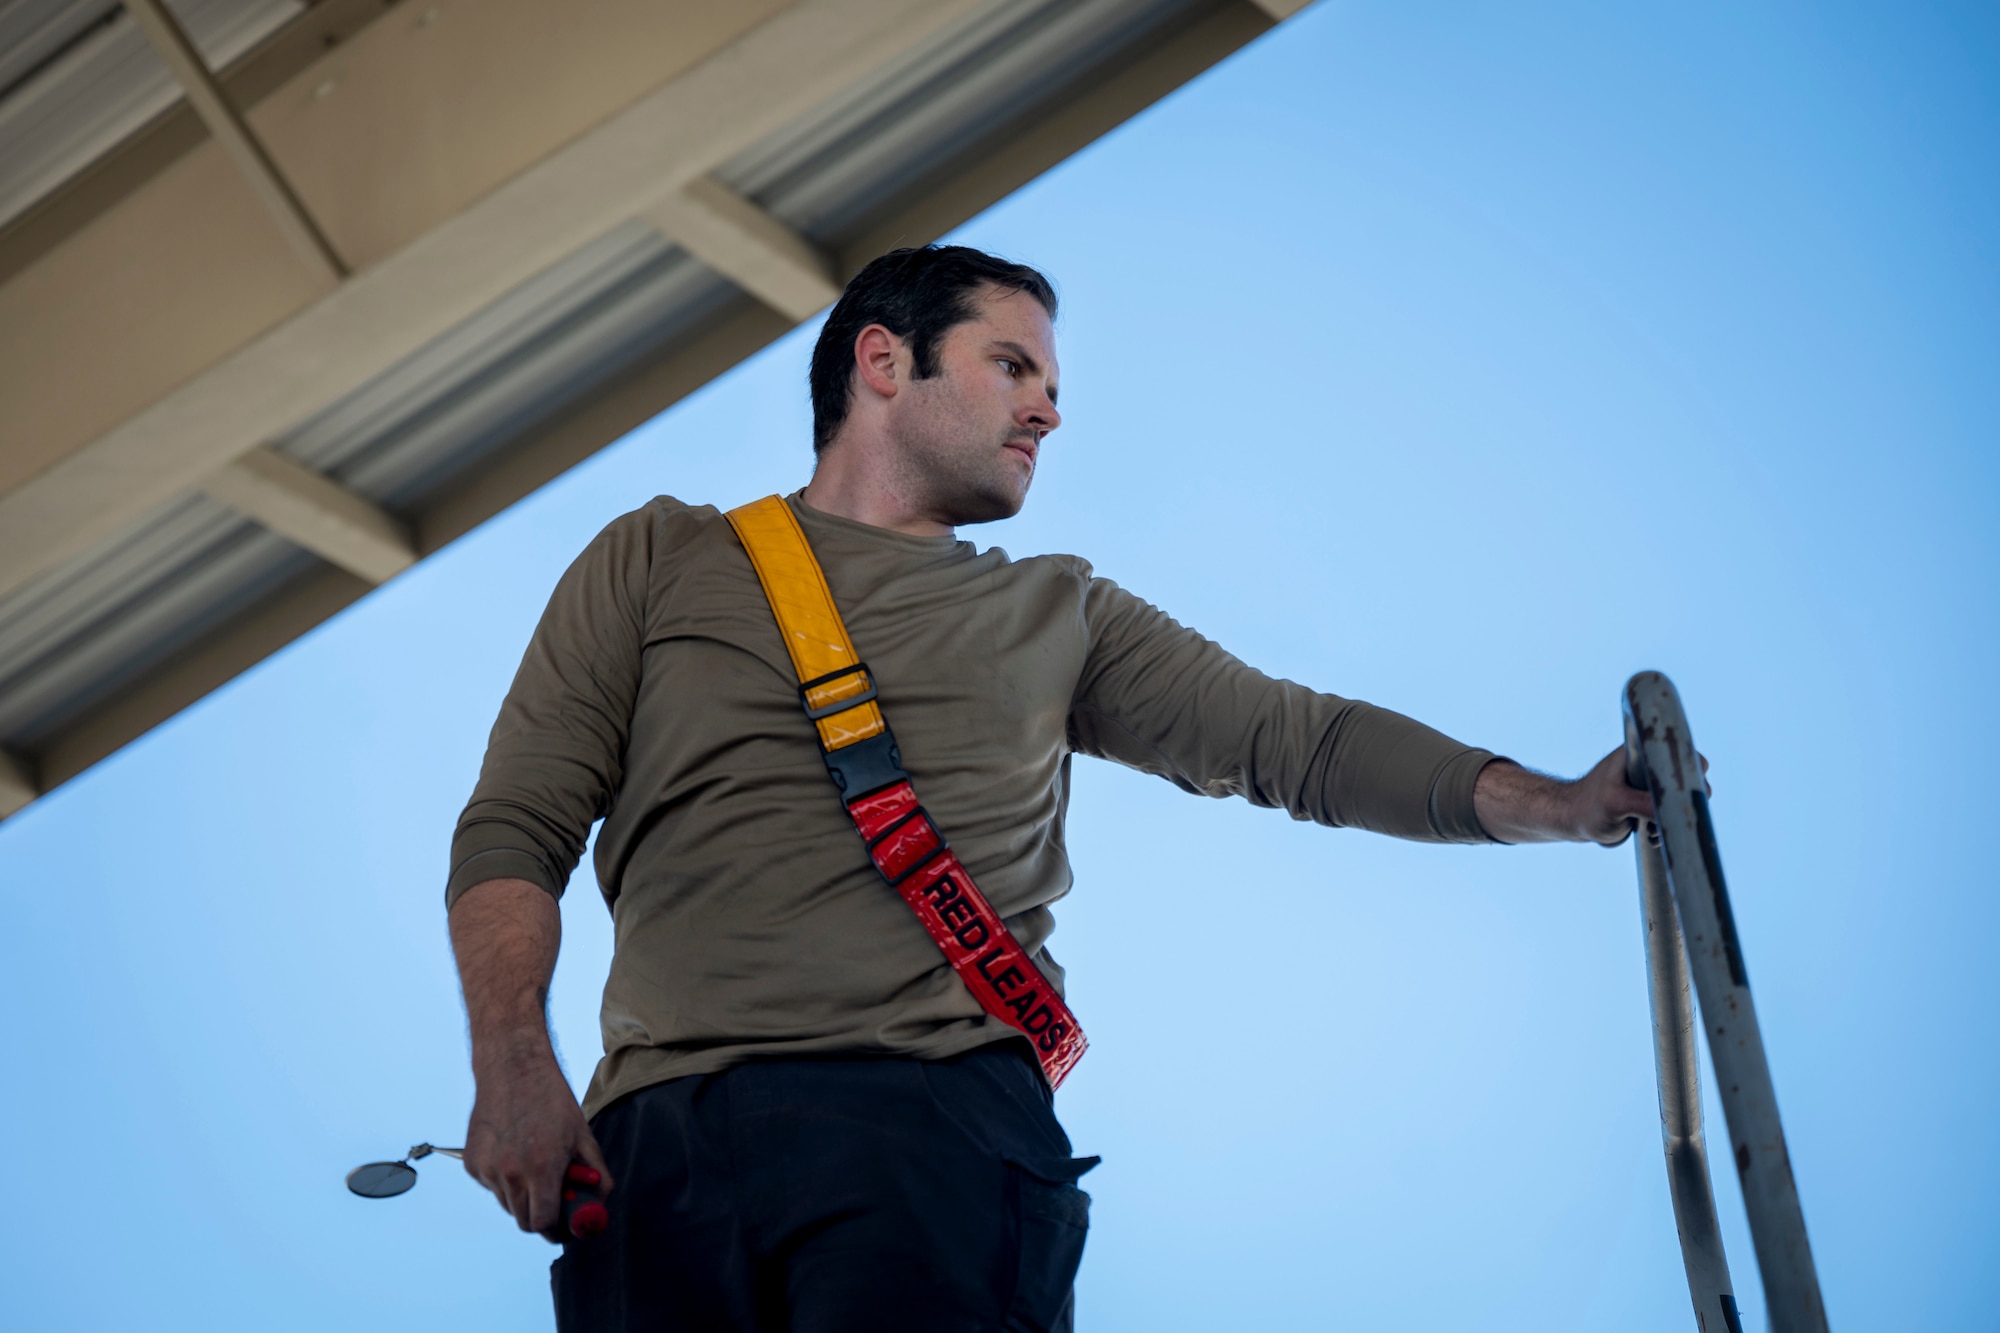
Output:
top-left (848, 782), bottom-right (1087, 1086)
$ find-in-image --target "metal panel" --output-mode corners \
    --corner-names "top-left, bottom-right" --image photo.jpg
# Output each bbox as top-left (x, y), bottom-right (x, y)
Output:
top-left (276, 222), bottom-right (728, 508)
top-left (0, 0), bottom-right (301, 228)
top-left (0, 0), bottom-right (122, 101)
top-left (727, 0), bottom-right (1205, 242)
top-left (0, 224), bottom-right (730, 747)
top-left (0, 495), bottom-right (311, 746)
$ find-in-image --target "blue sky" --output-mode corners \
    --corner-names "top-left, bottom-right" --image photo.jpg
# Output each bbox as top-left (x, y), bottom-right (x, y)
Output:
top-left (4, 2), bottom-right (1995, 1328)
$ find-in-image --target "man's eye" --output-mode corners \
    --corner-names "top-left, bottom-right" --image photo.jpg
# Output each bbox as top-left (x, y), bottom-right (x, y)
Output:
top-left (998, 359), bottom-right (1019, 375)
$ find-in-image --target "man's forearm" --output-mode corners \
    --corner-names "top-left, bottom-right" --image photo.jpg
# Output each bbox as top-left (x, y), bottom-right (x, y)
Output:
top-left (448, 876), bottom-right (609, 1236)
top-left (449, 877), bottom-right (562, 1065)
top-left (1473, 751), bottom-right (1654, 845)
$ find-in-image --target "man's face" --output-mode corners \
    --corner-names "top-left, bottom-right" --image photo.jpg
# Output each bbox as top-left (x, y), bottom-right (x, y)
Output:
top-left (883, 285), bottom-right (1062, 526)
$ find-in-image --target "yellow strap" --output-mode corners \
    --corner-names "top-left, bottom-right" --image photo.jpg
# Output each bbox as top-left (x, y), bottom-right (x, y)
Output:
top-left (726, 495), bottom-right (887, 751)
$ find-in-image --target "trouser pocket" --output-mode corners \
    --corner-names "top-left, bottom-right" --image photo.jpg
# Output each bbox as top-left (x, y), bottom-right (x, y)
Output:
top-left (1003, 1155), bottom-right (1100, 1333)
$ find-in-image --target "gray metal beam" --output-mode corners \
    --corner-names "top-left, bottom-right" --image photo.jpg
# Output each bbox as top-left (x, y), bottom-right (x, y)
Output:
top-left (647, 176), bottom-right (841, 322)
top-left (203, 446), bottom-right (415, 585)
top-left (121, 0), bottom-right (347, 284)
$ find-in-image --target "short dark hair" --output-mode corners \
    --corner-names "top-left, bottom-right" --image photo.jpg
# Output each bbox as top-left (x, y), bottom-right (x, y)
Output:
top-left (809, 245), bottom-right (1057, 452)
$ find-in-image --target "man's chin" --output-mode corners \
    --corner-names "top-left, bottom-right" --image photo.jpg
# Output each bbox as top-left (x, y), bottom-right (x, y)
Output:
top-left (944, 480), bottom-right (1027, 527)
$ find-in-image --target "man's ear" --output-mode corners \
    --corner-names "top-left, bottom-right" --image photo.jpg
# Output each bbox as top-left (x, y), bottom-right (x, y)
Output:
top-left (853, 324), bottom-right (903, 402)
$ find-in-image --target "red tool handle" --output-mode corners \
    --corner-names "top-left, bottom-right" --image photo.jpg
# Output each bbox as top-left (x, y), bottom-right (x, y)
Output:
top-left (561, 1162), bottom-right (609, 1240)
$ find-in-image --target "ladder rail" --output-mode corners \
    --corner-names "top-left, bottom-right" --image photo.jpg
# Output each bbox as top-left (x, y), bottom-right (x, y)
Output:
top-left (1624, 672), bottom-right (1828, 1333)
top-left (1627, 703), bottom-right (1740, 1331)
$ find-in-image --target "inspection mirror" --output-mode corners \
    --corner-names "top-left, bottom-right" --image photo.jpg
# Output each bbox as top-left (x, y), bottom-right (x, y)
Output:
top-left (346, 1160), bottom-right (418, 1198)
top-left (346, 1143), bottom-right (461, 1199)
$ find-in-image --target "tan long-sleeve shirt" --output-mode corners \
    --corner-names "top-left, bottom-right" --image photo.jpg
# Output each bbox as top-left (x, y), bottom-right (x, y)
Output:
top-left (449, 494), bottom-right (1495, 1115)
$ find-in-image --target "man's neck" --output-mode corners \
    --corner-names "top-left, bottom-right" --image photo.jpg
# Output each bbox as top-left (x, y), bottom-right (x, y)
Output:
top-left (799, 439), bottom-right (954, 538)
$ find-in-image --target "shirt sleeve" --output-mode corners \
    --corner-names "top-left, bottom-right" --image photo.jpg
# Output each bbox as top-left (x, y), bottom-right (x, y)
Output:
top-left (1067, 570), bottom-right (1496, 844)
top-left (445, 506), bottom-right (655, 907)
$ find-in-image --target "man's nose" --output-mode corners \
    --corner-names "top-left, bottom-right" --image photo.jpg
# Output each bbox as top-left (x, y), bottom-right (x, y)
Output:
top-left (1022, 391), bottom-right (1060, 434)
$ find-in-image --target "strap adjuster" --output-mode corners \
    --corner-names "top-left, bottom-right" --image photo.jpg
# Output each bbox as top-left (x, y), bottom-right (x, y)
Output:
top-left (799, 662), bottom-right (878, 720)
top-left (866, 805), bottom-right (947, 886)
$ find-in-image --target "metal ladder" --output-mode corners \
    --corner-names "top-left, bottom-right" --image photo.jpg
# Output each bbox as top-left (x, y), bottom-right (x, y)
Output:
top-left (1624, 672), bottom-right (1828, 1332)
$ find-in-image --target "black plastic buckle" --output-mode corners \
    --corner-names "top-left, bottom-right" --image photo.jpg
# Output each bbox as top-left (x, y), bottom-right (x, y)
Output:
top-left (866, 805), bottom-right (948, 886)
top-left (799, 662), bottom-right (878, 721)
top-left (821, 731), bottom-right (909, 799)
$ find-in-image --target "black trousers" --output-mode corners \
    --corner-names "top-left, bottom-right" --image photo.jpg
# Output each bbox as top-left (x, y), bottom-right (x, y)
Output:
top-left (553, 1041), bottom-right (1099, 1333)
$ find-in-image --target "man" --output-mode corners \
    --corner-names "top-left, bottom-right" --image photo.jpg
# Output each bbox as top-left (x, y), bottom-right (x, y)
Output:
top-left (447, 245), bottom-right (1651, 1331)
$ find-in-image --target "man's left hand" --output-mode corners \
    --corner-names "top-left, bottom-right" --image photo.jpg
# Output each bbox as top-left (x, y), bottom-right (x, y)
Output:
top-left (1473, 748), bottom-right (1707, 846)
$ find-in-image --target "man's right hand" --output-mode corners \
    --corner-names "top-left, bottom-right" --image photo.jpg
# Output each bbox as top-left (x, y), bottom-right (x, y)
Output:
top-left (448, 877), bottom-right (614, 1242)
top-left (464, 1038), bottom-right (612, 1240)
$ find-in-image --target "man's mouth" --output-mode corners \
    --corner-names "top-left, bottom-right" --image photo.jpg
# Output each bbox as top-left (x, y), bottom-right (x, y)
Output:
top-left (1003, 438), bottom-right (1038, 469)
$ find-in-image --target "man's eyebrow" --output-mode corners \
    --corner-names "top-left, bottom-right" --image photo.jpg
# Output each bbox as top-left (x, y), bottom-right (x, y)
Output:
top-left (992, 339), bottom-right (1058, 404)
